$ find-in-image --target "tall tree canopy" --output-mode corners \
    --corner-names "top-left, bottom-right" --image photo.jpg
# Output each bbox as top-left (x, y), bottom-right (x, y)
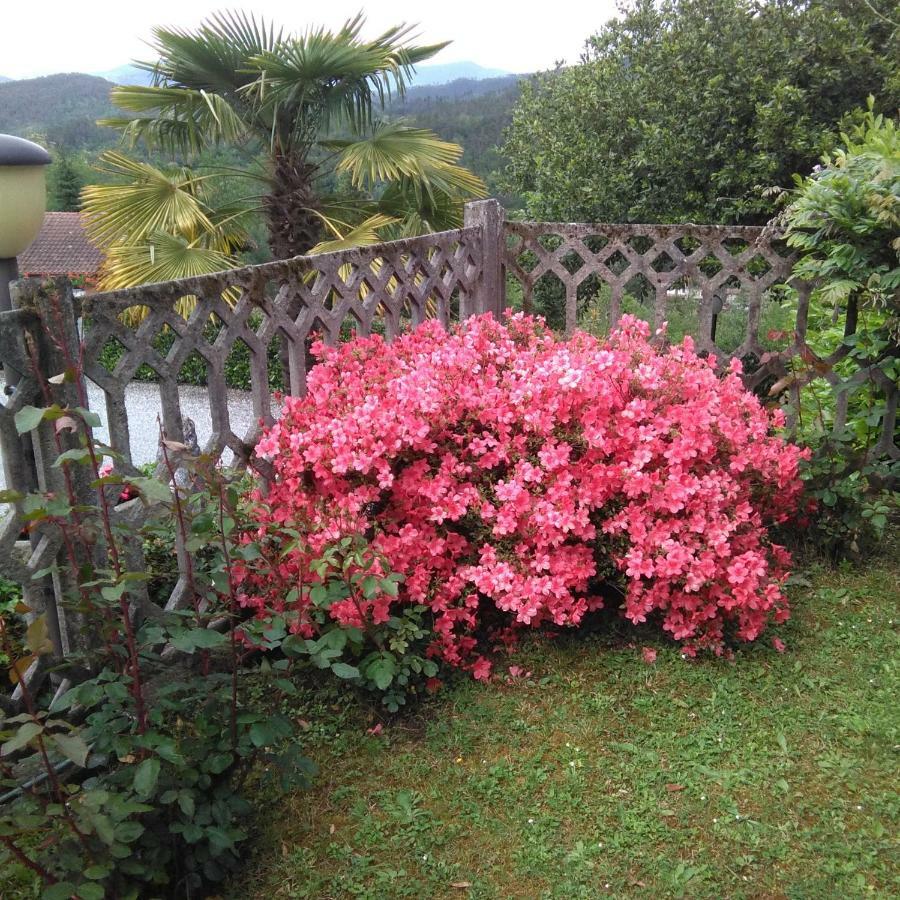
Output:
top-left (502, 0), bottom-right (899, 224)
top-left (83, 12), bottom-right (485, 289)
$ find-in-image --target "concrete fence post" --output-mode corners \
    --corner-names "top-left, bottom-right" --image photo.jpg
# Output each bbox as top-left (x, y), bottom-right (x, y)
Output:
top-left (464, 199), bottom-right (505, 318)
top-left (12, 278), bottom-right (98, 658)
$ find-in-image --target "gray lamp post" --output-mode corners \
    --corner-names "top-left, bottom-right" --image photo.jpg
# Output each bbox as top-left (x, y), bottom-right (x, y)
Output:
top-left (0, 134), bottom-right (52, 316)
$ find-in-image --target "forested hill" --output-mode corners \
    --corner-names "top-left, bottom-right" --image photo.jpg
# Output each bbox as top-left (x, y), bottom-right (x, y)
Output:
top-left (392, 75), bottom-right (524, 205)
top-left (401, 74), bottom-right (521, 102)
top-left (0, 73), bottom-right (115, 147)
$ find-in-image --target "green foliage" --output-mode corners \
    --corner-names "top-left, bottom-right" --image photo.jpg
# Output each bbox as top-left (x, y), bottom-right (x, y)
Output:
top-left (0, 577), bottom-right (23, 668)
top-left (779, 102), bottom-right (899, 556)
top-left (0, 74), bottom-right (116, 149)
top-left (0, 403), bottom-right (314, 897)
top-left (502, 0), bottom-right (899, 224)
top-left (47, 152), bottom-right (89, 212)
top-left (242, 535), bottom-right (440, 713)
top-left (96, 313), bottom-right (286, 391)
top-left (390, 76), bottom-right (523, 208)
top-left (785, 101), bottom-right (899, 326)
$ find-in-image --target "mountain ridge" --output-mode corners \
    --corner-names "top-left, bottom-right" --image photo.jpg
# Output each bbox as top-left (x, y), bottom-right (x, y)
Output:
top-left (91, 59), bottom-right (513, 88)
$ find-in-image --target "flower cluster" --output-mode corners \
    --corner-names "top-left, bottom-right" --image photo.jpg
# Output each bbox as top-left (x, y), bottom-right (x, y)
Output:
top-left (237, 314), bottom-right (806, 677)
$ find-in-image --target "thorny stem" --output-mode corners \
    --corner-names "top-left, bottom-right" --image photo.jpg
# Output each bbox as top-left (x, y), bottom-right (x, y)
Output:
top-left (24, 338), bottom-right (116, 651)
top-left (0, 836), bottom-right (56, 884)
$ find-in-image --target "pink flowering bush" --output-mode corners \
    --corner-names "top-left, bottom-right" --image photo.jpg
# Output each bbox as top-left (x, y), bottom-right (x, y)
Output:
top-left (236, 313), bottom-right (806, 679)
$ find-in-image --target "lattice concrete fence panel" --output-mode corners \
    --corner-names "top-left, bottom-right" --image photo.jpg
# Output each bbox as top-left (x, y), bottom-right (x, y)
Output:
top-left (81, 227), bottom-right (483, 472)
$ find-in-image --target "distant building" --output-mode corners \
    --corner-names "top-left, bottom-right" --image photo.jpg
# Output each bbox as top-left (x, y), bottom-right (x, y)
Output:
top-left (17, 212), bottom-right (103, 288)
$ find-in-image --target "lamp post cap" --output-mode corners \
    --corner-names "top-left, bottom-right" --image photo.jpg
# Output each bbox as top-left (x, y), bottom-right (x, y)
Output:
top-left (0, 134), bottom-right (51, 166)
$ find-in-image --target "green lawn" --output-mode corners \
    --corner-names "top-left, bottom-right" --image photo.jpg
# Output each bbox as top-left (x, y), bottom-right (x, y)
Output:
top-left (231, 554), bottom-right (899, 899)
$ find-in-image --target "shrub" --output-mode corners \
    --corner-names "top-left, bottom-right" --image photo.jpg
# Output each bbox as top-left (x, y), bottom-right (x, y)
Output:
top-left (239, 535), bottom-right (439, 711)
top-left (1, 404), bottom-right (312, 898)
top-left (237, 313), bottom-right (806, 676)
top-left (778, 100), bottom-right (899, 556)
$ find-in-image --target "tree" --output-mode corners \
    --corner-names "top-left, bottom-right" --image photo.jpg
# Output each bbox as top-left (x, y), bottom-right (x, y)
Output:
top-left (84, 11), bottom-right (485, 288)
top-left (49, 152), bottom-right (86, 212)
top-left (502, 0), bottom-right (899, 225)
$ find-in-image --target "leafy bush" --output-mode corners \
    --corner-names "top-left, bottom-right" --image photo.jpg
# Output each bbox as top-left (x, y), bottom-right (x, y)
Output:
top-left (240, 535), bottom-right (439, 711)
top-left (779, 101), bottom-right (899, 555)
top-left (237, 313), bottom-right (806, 676)
top-left (0, 403), bottom-right (312, 898)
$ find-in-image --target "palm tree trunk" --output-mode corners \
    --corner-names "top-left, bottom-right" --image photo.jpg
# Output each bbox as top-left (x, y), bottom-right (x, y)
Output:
top-left (264, 152), bottom-right (323, 260)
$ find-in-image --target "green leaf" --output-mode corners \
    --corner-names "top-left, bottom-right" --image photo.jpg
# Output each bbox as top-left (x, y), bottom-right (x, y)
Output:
top-left (129, 476), bottom-right (172, 502)
top-left (1, 721), bottom-right (43, 755)
top-left (133, 757), bottom-right (161, 798)
top-left (320, 628), bottom-right (348, 652)
top-left (206, 825), bottom-right (236, 851)
top-left (75, 884), bottom-right (105, 900)
top-left (72, 407), bottom-right (103, 428)
top-left (249, 722), bottom-right (277, 747)
top-left (52, 448), bottom-right (92, 467)
top-left (366, 656), bottom-right (397, 691)
top-left (181, 822), bottom-right (204, 843)
top-left (83, 865), bottom-right (111, 880)
top-left (51, 732), bottom-right (91, 768)
top-left (115, 820), bottom-right (145, 843)
top-left (206, 752), bottom-right (233, 774)
top-left (42, 884), bottom-right (78, 900)
top-left (14, 405), bottom-right (49, 434)
top-left (331, 662), bottom-right (360, 680)
top-left (177, 790), bottom-right (196, 818)
top-left (169, 627), bottom-right (228, 653)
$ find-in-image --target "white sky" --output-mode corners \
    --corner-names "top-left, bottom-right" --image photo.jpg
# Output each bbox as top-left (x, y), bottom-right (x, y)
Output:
top-left (3, 1), bottom-right (619, 79)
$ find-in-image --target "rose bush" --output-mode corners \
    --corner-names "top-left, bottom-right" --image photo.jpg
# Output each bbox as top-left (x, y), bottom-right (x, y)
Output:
top-left (236, 314), bottom-right (807, 678)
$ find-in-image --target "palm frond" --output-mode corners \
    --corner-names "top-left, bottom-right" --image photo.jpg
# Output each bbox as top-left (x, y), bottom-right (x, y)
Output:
top-left (246, 17), bottom-right (448, 143)
top-left (98, 231), bottom-right (240, 323)
top-left (81, 151), bottom-right (219, 247)
top-left (375, 180), bottom-right (471, 235)
top-left (102, 86), bottom-right (248, 153)
top-left (309, 214), bottom-right (399, 254)
top-left (99, 231), bottom-right (238, 291)
top-left (145, 10), bottom-right (281, 92)
top-left (327, 125), bottom-right (487, 199)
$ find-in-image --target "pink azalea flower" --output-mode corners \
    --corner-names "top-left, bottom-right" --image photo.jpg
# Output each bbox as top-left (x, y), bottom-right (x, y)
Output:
top-left (238, 313), bottom-right (805, 675)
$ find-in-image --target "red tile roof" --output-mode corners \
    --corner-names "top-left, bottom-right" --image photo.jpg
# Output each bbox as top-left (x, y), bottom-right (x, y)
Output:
top-left (17, 212), bottom-right (103, 276)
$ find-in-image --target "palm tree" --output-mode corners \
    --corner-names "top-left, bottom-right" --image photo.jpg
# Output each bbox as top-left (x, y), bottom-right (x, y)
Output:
top-left (85, 11), bottom-right (485, 286)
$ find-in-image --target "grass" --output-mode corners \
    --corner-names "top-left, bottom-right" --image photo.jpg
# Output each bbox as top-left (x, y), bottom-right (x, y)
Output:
top-left (230, 554), bottom-right (899, 899)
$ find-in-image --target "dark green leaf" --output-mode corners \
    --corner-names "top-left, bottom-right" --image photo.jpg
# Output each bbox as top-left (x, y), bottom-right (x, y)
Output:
top-left (133, 757), bottom-right (160, 798)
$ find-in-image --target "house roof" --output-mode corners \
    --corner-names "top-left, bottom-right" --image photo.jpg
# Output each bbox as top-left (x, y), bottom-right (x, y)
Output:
top-left (17, 212), bottom-right (103, 276)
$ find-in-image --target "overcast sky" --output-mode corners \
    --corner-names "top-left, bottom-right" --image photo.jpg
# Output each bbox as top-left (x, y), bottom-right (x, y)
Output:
top-left (4, 1), bottom-right (620, 79)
